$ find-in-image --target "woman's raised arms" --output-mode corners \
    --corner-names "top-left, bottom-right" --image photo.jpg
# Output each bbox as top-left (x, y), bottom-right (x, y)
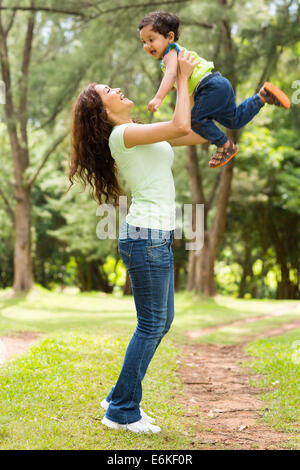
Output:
top-left (123, 121), bottom-right (189, 148)
top-left (167, 129), bottom-right (207, 147)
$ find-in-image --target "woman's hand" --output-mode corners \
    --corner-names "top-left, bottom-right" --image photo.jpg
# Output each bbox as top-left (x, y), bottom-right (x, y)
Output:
top-left (177, 49), bottom-right (200, 79)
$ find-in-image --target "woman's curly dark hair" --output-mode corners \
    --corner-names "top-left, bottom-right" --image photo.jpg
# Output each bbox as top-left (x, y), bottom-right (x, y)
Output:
top-left (69, 83), bottom-right (123, 206)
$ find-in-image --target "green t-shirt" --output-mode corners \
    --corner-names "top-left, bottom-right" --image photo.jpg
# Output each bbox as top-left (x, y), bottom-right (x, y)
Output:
top-left (109, 123), bottom-right (176, 230)
top-left (160, 42), bottom-right (214, 96)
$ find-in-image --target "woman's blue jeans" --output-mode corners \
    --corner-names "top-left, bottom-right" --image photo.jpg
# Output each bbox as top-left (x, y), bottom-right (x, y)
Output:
top-left (104, 221), bottom-right (175, 424)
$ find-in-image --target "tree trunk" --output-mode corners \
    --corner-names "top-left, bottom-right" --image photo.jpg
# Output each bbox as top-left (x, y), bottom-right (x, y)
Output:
top-left (238, 246), bottom-right (253, 298)
top-left (195, 232), bottom-right (216, 296)
top-left (185, 0), bottom-right (238, 297)
top-left (266, 212), bottom-right (295, 299)
top-left (13, 184), bottom-right (33, 291)
top-left (0, 11), bottom-right (35, 292)
top-left (186, 248), bottom-right (196, 291)
top-left (185, 142), bottom-right (235, 296)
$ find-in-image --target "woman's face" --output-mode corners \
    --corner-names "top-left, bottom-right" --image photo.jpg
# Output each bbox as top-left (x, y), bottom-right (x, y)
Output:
top-left (95, 85), bottom-right (133, 115)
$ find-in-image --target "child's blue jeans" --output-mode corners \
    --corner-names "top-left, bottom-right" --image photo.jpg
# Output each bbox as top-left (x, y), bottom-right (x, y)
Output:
top-left (191, 72), bottom-right (264, 147)
top-left (104, 221), bottom-right (174, 424)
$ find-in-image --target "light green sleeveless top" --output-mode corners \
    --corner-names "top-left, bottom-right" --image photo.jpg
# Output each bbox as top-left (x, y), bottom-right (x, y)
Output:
top-left (109, 123), bottom-right (176, 230)
top-left (160, 42), bottom-right (214, 96)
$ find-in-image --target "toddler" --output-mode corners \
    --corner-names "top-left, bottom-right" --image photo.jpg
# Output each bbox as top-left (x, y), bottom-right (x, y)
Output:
top-left (138, 11), bottom-right (290, 169)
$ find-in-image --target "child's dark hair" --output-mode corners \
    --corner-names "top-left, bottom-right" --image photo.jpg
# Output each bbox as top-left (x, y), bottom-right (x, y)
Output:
top-left (138, 11), bottom-right (180, 42)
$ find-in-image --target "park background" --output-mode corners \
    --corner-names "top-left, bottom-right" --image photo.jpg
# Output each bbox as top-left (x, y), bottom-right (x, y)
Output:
top-left (0, 0), bottom-right (299, 450)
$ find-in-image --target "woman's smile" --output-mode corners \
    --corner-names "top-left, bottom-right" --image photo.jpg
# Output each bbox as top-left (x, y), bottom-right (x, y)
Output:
top-left (95, 84), bottom-right (132, 107)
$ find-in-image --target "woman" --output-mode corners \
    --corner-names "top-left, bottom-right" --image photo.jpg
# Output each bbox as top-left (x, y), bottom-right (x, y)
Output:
top-left (69, 50), bottom-right (206, 434)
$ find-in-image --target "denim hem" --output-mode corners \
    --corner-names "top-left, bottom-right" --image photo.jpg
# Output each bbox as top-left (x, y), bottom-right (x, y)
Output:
top-left (105, 410), bottom-right (142, 425)
top-left (191, 120), bottom-right (227, 147)
top-left (254, 93), bottom-right (264, 109)
top-left (212, 134), bottom-right (228, 147)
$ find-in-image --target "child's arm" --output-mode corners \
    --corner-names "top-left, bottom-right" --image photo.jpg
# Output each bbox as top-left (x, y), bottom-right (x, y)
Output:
top-left (148, 48), bottom-right (178, 112)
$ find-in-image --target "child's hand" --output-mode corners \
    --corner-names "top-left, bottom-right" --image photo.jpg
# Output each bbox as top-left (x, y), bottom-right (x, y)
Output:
top-left (148, 97), bottom-right (162, 112)
top-left (177, 48), bottom-right (199, 79)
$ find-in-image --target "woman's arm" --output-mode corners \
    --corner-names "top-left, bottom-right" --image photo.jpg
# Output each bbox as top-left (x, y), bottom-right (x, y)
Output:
top-left (124, 50), bottom-right (198, 149)
top-left (167, 130), bottom-right (207, 147)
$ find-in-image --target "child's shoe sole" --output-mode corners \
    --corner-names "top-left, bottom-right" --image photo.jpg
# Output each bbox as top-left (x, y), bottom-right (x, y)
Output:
top-left (263, 82), bottom-right (290, 109)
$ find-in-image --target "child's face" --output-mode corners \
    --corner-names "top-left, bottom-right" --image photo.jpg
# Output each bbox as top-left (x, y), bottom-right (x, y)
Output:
top-left (140, 24), bottom-right (174, 60)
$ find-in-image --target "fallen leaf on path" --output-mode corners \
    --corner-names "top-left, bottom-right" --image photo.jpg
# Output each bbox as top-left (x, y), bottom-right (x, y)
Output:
top-left (238, 425), bottom-right (248, 431)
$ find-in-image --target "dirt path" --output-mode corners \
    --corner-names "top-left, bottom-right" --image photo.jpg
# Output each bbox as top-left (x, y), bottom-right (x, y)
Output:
top-left (178, 309), bottom-right (300, 450)
top-left (0, 332), bottom-right (45, 365)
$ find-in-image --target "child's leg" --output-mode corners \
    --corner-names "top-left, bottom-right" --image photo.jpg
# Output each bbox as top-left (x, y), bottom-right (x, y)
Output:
top-left (191, 73), bottom-right (239, 168)
top-left (191, 73), bottom-right (232, 147)
top-left (216, 80), bottom-right (290, 129)
top-left (215, 79), bottom-right (264, 130)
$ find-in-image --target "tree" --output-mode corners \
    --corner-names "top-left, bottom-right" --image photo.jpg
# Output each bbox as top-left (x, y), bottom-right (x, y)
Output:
top-left (0, 0), bottom-right (191, 293)
top-left (0, 6), bottom-right (36, 291)
top-left (182, 0), bottom-right (300, 295)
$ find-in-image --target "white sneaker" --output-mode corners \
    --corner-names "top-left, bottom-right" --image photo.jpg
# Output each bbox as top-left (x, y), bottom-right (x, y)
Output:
top-left (100, 398), bottom-right (156, 424)
top-left (101, 416), bottom-right (161, 434)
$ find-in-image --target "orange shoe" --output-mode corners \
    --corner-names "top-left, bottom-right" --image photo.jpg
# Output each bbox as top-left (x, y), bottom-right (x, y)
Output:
top-left (259, 82), bottom-right (290, 109)
top-left (209, 141), bottom-right (238, 169)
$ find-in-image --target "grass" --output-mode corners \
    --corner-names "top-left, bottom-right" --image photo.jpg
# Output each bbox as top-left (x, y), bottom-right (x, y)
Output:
top-left (0, 332), bottom-right (190, 449)
top-left (172, 292), bottom-right (299, 343)
top-left (244, 328), bottom-right (300, 445)
top-left (0, 286), bottom-right (299, 449)
top-left (186, 313), bottom-right (299, 345)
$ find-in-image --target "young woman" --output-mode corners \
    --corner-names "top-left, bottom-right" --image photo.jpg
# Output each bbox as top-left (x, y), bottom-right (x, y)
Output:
top-left (69, 50), bottom-right (205, 434)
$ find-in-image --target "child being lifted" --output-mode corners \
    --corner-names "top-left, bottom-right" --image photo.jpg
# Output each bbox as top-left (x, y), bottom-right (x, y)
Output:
top-left (138, 11), bottom-right (290, 169)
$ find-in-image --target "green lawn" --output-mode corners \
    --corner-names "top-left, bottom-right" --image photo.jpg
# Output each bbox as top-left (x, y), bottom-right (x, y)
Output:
top-left (0, 287), bottom-right (299, 449)
top-left (245, 329), bottom-right (300, 437)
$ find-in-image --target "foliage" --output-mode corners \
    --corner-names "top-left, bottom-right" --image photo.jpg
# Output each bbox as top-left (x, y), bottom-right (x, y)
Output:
top-left (0, 0), bottom-right (299, 296)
